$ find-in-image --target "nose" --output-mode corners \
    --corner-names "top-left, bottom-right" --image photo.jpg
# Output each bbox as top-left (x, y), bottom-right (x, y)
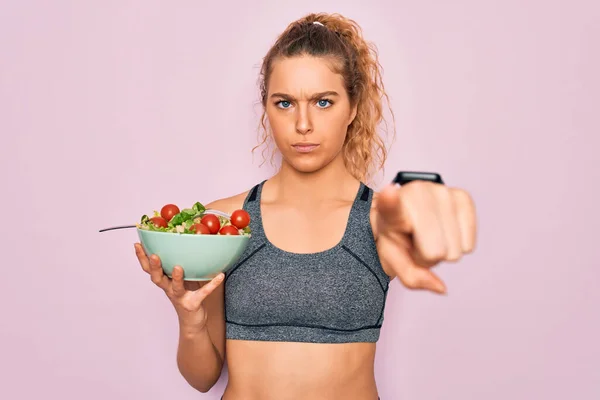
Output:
top-left (295, 104), bottom-right (312, 135)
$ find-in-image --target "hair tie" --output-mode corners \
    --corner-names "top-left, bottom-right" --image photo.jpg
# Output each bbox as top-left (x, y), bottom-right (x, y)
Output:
top-left (313, 21), bottom-right (324, 26)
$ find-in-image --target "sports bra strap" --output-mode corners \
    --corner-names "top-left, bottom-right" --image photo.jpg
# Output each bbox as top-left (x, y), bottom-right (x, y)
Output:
top-left (242, 180), bottom-right (267, 241)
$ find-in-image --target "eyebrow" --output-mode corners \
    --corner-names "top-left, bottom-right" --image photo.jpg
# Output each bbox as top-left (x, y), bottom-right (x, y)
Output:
top-left (269, 91), bottom-right (340, 101)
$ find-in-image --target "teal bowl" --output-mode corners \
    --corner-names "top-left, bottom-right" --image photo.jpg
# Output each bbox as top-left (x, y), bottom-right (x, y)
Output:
top-left (137, 228), bottom-right (250, 280)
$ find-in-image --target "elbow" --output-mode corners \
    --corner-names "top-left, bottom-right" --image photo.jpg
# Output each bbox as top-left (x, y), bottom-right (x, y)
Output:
top-left (180, 373), bottom-right (219, 394)
top-left (192, 382), bottom-right (215, 394)
top-left (177, 360), bottom-right (223, 394)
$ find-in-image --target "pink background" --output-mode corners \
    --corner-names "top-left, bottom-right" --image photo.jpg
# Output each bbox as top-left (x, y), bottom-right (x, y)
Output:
top-left (2, 0), bottom-right (599, 399)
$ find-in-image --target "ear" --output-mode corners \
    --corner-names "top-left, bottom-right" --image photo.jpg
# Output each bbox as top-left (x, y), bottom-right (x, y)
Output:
top-left (348, 104), bottom-right (358, 126)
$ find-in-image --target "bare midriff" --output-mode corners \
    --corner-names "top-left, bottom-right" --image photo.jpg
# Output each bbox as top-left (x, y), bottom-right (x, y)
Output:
top-left (222, 339), bottom-right (379, 400)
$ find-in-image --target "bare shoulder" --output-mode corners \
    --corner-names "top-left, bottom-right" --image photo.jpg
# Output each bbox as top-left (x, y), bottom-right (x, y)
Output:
top-left (205, 190), bottom-right (251, 214)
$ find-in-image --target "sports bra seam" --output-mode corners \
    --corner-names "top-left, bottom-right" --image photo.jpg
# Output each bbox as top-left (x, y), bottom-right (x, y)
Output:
top-left (225, 320), bottom-right (383, 332)
top-left (376, 289), bottom-right (389, 325)
top-left (341, 245), bottom-right (389, 293)
top-left (224, 243), bottom-right (267, 281)
top-left (341, 244), bottom-right (389, 326)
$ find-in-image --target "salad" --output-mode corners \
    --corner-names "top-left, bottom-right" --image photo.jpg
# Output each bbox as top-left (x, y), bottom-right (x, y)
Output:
top-left (137, 202), bottom-right (251, 236)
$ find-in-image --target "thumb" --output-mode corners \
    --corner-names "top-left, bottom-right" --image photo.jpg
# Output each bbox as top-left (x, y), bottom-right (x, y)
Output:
top-left (192, 273), bottom-right (225, 303)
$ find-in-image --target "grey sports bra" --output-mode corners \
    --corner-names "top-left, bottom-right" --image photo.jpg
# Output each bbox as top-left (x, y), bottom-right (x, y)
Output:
top-left (224, 180), bottom-right (390, 344)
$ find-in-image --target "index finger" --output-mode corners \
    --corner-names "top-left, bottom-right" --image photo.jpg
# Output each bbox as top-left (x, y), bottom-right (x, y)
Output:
top-left (377, 234), bottom-right (446, 294)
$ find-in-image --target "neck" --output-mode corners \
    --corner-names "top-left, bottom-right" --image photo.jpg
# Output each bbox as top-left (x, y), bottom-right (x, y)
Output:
top-left (269, 153), bottom-right (359, 204)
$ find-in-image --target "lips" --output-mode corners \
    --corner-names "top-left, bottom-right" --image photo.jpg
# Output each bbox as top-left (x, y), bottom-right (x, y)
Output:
top-left (292, 143), bottom-right (319, 153)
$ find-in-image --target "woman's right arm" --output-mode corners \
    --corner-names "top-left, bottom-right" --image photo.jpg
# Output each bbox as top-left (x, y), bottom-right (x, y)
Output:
top-left (135, 245), bottom-right (225, 392)
top-left (175, 276), bottom-right (226, 392)
top-left (134, 195), bottom-right (246, 393)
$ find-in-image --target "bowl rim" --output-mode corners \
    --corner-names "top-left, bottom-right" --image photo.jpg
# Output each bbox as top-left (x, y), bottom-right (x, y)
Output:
top-left (136, 227), bottom-right (251, 239)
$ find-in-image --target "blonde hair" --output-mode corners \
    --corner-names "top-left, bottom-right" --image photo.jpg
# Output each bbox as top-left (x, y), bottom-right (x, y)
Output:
top-left (252, 12), bottom-right (395, 184)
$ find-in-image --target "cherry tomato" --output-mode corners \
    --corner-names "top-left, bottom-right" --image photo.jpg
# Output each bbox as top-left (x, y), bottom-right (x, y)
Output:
top-left (230, 209), bottom-right (250, 229)
top-left (161, 204), bottom-right (180, 222)
top-left (190, 223), bottom-right (210, 234)
top-left (201, 214), bottom-right (221, 234)
top-left (150, 216), bottom-right (168, 228)
top-left (219, 225), bottom-right (240, 235)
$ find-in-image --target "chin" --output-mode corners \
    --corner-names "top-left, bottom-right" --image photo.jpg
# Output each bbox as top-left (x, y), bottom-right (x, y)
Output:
top-left (289, 160), bottom-right (323, 173)
top-left (282, 153), bottom-right (335, 174)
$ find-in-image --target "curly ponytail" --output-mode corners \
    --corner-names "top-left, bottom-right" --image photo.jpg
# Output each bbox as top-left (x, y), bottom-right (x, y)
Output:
top-left (253, 12), bottom-right (395, 183)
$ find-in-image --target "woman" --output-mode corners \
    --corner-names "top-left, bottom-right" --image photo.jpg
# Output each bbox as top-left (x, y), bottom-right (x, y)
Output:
top-left (134, 12), bottom-right (476, 400)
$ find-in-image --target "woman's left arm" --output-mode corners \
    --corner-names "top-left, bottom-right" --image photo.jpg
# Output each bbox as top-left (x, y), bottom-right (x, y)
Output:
top-left (371, 182), bottom-right (477, 294)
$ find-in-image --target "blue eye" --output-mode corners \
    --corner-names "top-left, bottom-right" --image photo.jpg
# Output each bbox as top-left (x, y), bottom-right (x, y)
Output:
top-left (277, 100), bottom-right (292, 109)
top-left (317, 99), bottom-right (332, 108)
